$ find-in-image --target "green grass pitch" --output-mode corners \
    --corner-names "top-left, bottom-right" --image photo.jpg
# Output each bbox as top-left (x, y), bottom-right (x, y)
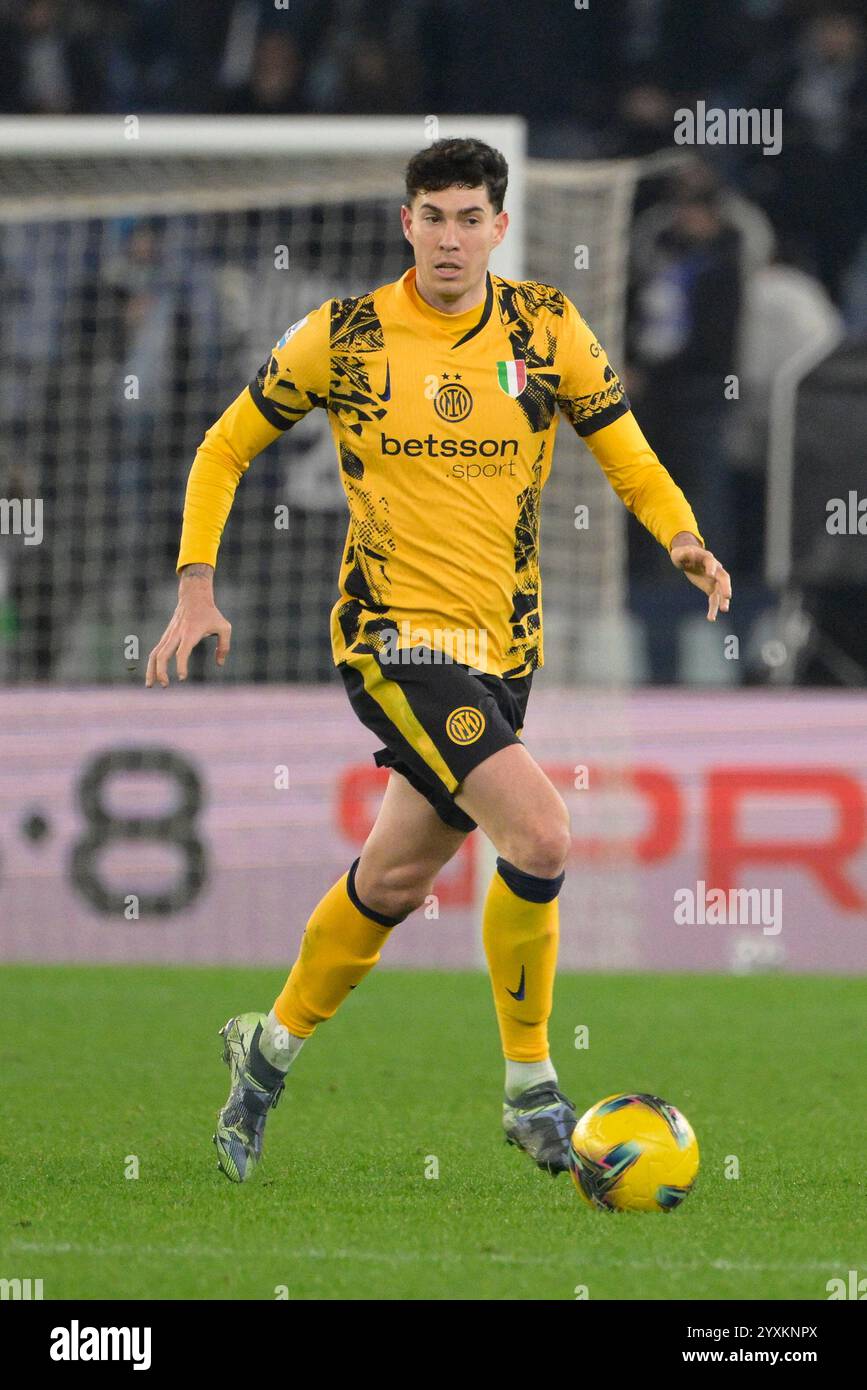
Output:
top-left (1, 965), bottom-right (864, 1301)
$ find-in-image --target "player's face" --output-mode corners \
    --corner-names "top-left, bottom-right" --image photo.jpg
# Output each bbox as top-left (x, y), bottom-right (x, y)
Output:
top-left (401, 185), bottom-right (508, 304)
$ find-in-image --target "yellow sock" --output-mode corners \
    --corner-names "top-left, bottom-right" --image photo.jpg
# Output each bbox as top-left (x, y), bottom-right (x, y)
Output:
top-left (482, 858), bottom-right (563, 1063)
top-left (274, 860), bottom-right (398, 1038)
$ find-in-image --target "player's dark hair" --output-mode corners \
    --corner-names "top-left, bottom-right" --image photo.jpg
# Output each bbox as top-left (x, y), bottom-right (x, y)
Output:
top-left (404, 138), bottom-right (508, 214)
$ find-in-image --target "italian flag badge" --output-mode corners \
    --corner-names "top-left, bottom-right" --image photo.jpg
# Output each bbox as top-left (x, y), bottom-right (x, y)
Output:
top-left (496, 358), bottom-right (527, 397)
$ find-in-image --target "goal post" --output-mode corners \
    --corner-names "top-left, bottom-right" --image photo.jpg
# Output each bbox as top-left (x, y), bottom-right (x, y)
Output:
top-left (0, 114), bottom-right (525, 278)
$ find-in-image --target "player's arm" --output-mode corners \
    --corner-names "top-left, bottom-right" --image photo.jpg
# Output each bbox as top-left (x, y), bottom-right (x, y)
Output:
top-left (146, 305), bottom-right (332, 687)
top-left (556, 298), bottom-right (731, 621)
top-left (585, 416), bottom-right (731, 620)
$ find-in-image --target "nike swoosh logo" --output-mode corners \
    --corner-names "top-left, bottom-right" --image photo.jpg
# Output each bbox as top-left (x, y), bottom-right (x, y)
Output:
top-left (377, 360), bottom-right (390, 402)
top-left (506, 965), bottom-right (526, 1001)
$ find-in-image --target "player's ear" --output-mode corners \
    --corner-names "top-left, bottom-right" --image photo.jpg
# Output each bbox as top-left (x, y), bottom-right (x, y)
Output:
top-left (492, 209), bottom-right (509, 248)
top-left (400, 203), bottom-right (414, 245)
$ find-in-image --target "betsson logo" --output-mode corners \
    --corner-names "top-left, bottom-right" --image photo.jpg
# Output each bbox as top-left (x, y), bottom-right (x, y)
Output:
top-left (381, 432), bottom-right (517, 460)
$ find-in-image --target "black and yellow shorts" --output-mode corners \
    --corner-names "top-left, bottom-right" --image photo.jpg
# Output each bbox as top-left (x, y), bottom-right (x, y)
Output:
top-left (339, 646), bottom-right (533, 833)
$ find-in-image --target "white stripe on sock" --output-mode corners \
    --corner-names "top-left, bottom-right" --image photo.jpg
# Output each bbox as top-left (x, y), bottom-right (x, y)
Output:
top-left (259, 1008), bottom-right (306, 1073)
top-left (505, 1058), bottom-right (558, 1100)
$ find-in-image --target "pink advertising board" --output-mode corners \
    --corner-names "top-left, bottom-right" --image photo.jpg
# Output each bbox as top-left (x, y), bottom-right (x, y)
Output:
top-left (0, 687), bottom-right (864, 972)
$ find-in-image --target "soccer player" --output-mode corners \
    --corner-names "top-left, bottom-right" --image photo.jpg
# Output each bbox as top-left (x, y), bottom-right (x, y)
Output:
top-left (146, 138), bottom-right (731, 1183)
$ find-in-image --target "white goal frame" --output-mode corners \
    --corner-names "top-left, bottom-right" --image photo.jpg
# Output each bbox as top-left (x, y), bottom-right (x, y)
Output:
top-left (0, 114), bottom-right (526, 279)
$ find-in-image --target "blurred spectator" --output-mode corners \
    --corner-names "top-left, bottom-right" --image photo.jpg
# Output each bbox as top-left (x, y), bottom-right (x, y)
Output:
top-left (743, 7), bottom-right (867, 298)
top-left (418, 0), bottom-right (587, 126)
top-left (609, 0), bottom-right (752, 102)
top-left (0, 0), bottom-right (111, 113)
top-left (337, 36), bottom-right (403, 115)
top-left (627, 165), bottom-right (744, 575)
top-left (224, 31), bottom-right (306, 115)
top-left (731, 243), bottom-right (843, 584)
top-left (603, 83), bottom-right (677, 160)
top-left (306, 0), bottom-right (420, 115)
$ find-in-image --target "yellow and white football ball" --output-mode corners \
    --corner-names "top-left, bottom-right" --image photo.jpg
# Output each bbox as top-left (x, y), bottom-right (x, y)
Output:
top-left (569, 1092), bottom-right (699, 1213)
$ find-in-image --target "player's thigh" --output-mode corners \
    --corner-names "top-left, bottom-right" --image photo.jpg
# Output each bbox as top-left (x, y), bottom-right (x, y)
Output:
top-left (455, 743), bottom-right (571, 874)
top-left (356, 769), bottom-right (469, 900)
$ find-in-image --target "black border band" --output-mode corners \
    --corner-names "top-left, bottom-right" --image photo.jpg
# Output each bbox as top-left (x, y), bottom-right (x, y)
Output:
top-left (496, 856), bottom-right (565, 903)
top-left (346, 857), bottom-right (406, 927)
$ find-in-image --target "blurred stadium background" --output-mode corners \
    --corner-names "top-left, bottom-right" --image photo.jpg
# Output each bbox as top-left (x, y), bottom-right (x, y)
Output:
top-left (0, 0), bottom-right (865, 977)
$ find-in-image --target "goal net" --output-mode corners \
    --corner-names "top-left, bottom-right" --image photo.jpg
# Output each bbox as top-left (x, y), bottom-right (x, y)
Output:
top-left (0, 117), bottom-right (672, 689)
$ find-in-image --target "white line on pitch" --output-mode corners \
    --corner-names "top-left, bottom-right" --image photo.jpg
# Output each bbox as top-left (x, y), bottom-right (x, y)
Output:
top-left (3, 1241), bottom-right (856, 1274)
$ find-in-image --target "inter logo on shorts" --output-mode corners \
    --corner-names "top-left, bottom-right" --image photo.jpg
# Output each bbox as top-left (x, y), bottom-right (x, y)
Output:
top-left (434, 379), bottom-right (473, 422)
top-left (496, 359), bottom-right (527, 397)
top-left (446, 706), bottom-right (486, 745)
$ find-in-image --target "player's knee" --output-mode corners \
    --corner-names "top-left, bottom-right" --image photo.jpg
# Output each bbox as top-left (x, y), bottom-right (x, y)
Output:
top-left (506, 802), bottom-right (571, 879)
top-left (357, 861), bottom-right (435, 922)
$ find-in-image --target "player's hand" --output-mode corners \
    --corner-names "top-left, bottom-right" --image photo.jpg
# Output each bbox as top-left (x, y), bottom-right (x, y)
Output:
top-left (669, 535), bottom-right (732, 622)
top-left (145, 567), bottom-right (231, 687)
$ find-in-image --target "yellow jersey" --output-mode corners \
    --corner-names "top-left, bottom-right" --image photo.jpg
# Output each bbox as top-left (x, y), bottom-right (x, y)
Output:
top-left (177, 266), bottom-right (702, 677)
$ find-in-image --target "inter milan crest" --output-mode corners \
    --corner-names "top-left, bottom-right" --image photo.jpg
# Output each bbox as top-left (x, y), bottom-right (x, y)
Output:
top-left (497, 358), bottom-right (527, 397)
top-left (434, 373), bottom-right (473, 422)
top-left (445, 706), bottom-right (486, 745)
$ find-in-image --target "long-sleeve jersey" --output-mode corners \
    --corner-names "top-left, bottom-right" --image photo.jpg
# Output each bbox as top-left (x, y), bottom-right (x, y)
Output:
top-left (177, 266), bottom-right (702, 677)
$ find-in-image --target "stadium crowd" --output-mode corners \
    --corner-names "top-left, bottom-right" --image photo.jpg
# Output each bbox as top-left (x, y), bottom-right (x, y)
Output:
top-left (2, 1), bottom-right (864, 317)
